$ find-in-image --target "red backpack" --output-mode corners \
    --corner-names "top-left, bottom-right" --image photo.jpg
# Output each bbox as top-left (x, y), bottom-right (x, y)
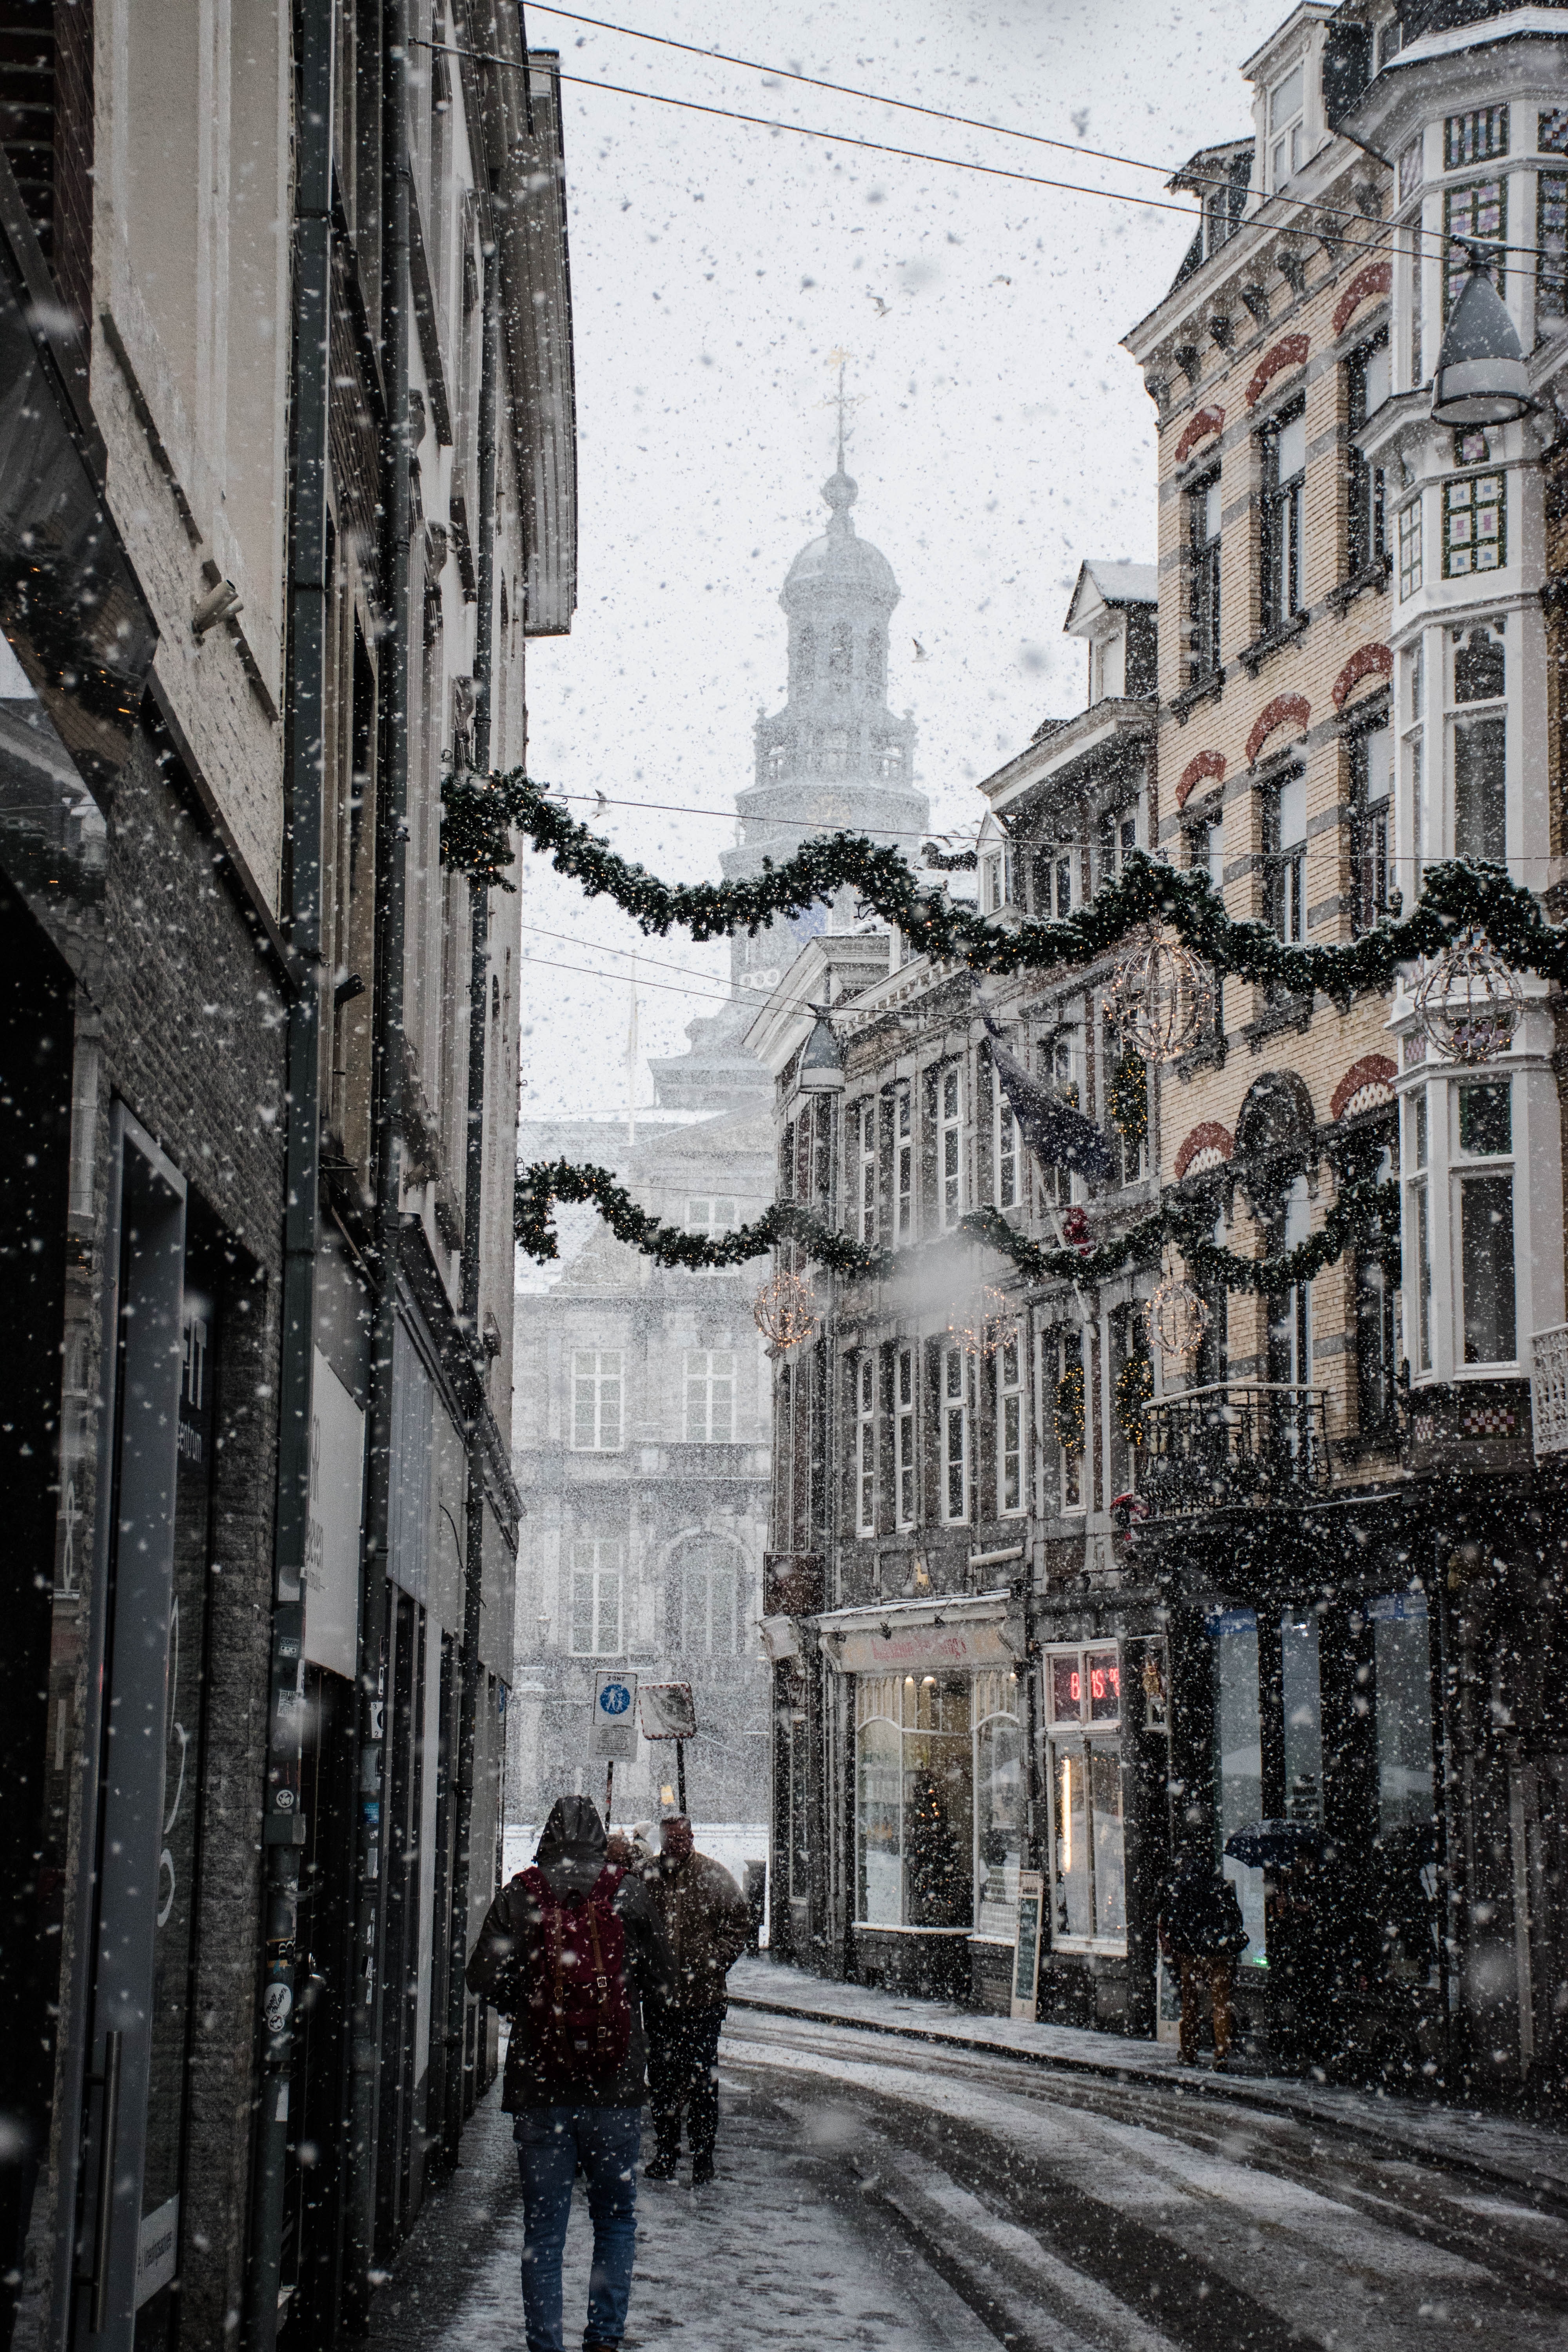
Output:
top-left (517, 1864), bottom-right (633, 2090)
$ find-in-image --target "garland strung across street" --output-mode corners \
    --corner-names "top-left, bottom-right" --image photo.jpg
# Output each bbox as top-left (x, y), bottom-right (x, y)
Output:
top-left (515, 1158), bottom-right (1401, 1296)
top-left (442, 764), bottom-right (1568, 995)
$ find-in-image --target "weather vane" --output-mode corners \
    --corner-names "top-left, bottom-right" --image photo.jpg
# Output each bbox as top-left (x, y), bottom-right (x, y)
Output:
top-left (820, 348), bottom-right (866, 470)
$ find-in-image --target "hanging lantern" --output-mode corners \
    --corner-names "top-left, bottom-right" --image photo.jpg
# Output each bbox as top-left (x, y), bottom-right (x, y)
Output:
top-left (1412, 929), bottom-right (1522, 1065)
top-left (1149, 1272), bottom-right (1210, 1364)
top-left (947, 1285), bottom-right (1019, 1360)
top-left (753, 1270), bottom-right (818, 1352)
top-left (1107, 926), bottom-right (1213, 1066)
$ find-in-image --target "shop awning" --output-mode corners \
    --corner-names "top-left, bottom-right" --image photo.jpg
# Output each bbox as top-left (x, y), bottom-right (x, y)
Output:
top-left (817, 1589), bottom-right (1020, 1675)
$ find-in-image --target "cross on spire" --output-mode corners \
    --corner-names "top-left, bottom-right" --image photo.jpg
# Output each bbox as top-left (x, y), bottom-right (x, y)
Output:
top-left (822, 347), bottom-right (865, 471)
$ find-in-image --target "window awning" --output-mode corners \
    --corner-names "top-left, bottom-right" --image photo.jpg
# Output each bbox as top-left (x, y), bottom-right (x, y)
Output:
top-left (817, 1589), bottom-right (1020, 1675)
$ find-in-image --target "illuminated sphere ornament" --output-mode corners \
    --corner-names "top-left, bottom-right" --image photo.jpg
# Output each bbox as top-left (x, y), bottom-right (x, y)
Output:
top-left (1412, 930), bottom-right (1522, 1066)
top-left (1107, 927), bottom-right (1213, 1066)
top-left (753, 1270), bottom-right (817, 1352)
top-left (1149, 1273), bottom-right (1210, 1364)
top-left (948, 1285), bottom-right (1019, 1360)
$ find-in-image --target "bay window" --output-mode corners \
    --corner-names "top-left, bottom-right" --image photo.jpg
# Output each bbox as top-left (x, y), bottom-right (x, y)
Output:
top-left (1450, 621), bottom-right (1505, 865)
top-left (1406, 1086), bottom-right (1432, 1375)
top-left (1456, 1078), bottom-right (1515, 1365)
top-left (1045, 1646), bottom-right (1125, 1949)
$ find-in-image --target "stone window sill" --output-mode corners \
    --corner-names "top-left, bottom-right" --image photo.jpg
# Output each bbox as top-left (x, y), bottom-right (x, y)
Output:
top-left (1169, 669), bottom-right (1225, 724)
top-left (1236, 611), bottom-right (1310, 678)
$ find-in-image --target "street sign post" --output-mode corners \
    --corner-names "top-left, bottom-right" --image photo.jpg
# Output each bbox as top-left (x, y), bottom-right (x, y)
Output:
top-left (638, 1682), bottom-right (696, 1815)
top-left (590, 1669), bottom-right (638, 1824)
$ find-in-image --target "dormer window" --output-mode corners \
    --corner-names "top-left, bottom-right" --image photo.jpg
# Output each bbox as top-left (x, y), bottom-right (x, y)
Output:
top-left (1090, 632), bottom-right (1125, 704)
top-left (1269, 62), bottom-right (1305, 191)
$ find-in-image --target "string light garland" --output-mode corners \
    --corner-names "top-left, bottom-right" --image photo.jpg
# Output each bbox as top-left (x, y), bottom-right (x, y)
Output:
top-left (753, 1271), bottom-right (818, 1352)
top-left (1107, 929), bottom-right (1213, 1066)
top-left (1149, 1271), bottom-right (1212, 1364)
top-left (515, 1160), bottom-right (1401, 1297)
top-left (445, 771), bottom-right (1558, 1002)
top-left (1412, 929), bottom-right (1524, 1065)
top-left (948, 1284), bottom-right (1019, 1359)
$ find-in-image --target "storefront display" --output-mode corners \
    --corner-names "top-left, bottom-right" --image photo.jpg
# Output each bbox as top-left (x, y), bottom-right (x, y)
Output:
top-left (853, 1666), bottom-right (1022, 1935)
top-left (1044, 1644), bottom-right (1126, 1949)
top-left (1210, 1609), bottom-right (1268, 1969)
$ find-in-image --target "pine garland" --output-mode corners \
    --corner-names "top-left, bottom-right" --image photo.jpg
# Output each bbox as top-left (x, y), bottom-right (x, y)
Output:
top-left (515, 1158), bottom-right (1401, 1295)
top-left (445, 765), bottom-right (1566, 995)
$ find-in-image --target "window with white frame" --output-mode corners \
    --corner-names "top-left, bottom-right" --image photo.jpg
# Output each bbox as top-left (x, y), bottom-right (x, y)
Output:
top-left (1397, 497), bottom-right (1423, 601)
top-left (1039, 1028), bottom-right (1077, 1208)
top-left (942, 1345), bottom-right (968, 1523)
top-left (895, 1344), bottom-right (917, 1527)
top-left (670, 1533), bottom-right (739, 1655)
top-left (1265, 769), bottom-right (1307, 948)
top-left (1045, 1644), bottom-right (1126, 1948)
top-left (1096, 803), bottom-right (1139, 896)
top-left (686, 1197), bottom-right (737, 1275)
top-left (570, 1539), bottom-right (623, 1654)
top-left (572, 1350), bottom-right (623, 1450)
top-left (1450, 620), bottom-right (1505, 864)
top-left (1405, 1086), bottom-right (1434, 1374)
top-left (1031, 842), bottom-right (1074, 918)
top-left (684, 1348), bottom-right (735, 1442)
top-left (1455, 1078), bottom-right (1516, 1365)
top-left (1049, 1328), bottom-right (1085, 1513)
top-left (847, 1098), bottom-right (877, 1245)
top-left (1403, 639), bottom-right (1425, 897)
top-left (939, 1064), bottom-right (964, 1227)
top-left (1260, 401), bottom-right (1307, 630)
top-left (895, 1080), bottom-right (914, 1239)
top-left (1267, 59), bottom-right (1305, 191)
top-left (995, 1076), bottom-right (1019, 1211)
top-left (996, 1334), bottom-right (1024, 1517)
top-left (857, 1352), bottom-right (877, 1535)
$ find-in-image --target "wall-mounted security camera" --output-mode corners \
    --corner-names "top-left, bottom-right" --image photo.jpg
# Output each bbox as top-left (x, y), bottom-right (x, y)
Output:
top-left (191, 579), bottom-right (243, 637)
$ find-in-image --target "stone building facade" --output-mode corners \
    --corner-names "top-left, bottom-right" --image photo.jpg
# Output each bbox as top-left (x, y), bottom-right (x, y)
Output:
top-left (754, 0), bottom-right (1568, 2103)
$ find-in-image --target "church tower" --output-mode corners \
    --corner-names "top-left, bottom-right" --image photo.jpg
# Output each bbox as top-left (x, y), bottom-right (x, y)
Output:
top-left (649, 431), bottom-right (927, 1110)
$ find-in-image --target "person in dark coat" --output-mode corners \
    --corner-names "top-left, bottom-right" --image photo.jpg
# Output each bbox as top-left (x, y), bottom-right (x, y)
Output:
top-left (467, 1797), bottom-right (671, 2352)
top-left (637, 1817), bottom-right (750, 2184)
top-left (1158, 1851), bottom-right (1249, 2069)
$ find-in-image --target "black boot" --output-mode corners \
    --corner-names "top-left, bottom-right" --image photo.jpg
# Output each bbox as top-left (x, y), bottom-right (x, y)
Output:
top-left (643, 2143), bottom-right (680, 2181)
top-left (691, 2149), bottom-right (715, 2186)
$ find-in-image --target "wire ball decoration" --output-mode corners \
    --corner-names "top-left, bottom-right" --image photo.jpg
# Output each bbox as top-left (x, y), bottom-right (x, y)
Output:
top-left (1411, 929), bottom-right (1523, 1066)
top-left (1105, 926), bottom-right (1214, 1067)
top-left (1148, 1272), bottom-right (1211, 1364)
top-left (753, 1269), bottom-right (818, 1352)
top-left (947, 1285), bottom-right (1020, 1359)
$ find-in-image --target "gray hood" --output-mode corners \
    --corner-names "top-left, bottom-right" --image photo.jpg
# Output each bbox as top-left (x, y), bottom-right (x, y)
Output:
top-left (535, 1794), bottom-right (608, 1902)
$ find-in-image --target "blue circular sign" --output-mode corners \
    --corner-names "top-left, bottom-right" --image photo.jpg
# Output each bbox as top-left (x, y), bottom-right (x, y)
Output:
top-left (599, 1681), bottom-right (632, 1717)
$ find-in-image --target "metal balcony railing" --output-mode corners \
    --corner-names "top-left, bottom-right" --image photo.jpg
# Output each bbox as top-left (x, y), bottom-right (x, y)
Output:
top-left (1140, 1382), bottom-right (1332, 1517)
top-left (1531, 1326), bottom-right (1568, 1458)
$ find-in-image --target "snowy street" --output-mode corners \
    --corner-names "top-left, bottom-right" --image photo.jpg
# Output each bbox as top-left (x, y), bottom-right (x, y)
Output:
top-left (363, 1971), bottom-right (1568, 2352)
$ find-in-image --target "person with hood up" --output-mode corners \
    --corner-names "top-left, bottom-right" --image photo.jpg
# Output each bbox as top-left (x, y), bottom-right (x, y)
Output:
top-left (638, 1816), bottom-right (750, 2184)
top-left (467, 1796), bottom-right (671, 2352)
top-left (1158, 1847), bottom-right (1250, 2069)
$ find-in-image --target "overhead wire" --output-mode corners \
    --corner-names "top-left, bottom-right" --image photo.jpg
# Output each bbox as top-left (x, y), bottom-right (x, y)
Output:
top-left (533, 784), bottom-right (982, 845)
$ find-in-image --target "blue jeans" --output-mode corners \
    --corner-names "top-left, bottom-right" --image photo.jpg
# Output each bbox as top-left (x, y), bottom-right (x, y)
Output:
top-left (514, 2106), bottom-right (642, 2352)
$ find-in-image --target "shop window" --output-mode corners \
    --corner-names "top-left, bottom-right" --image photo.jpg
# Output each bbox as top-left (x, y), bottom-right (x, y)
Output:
top-left (996, 1335), bottom-right (1024, 1517)
top-left (1346, 334), bottom-right (1390, 576)
top-left (940, 1064), bottom-right (964, 1227)
top-left (1281, 1612), bottom-right (1323, 1822)
top-left (1443, 474), bottom-right (1504, 582)
top-left (942, 1344), bottom-right (968, 1523)
top-left (1539, 172), bottom-right (1568, 321)
top-left (1210, 1608), bottom-right (1268, 1969)
top-left (1187, 469), bottom-right (1221, 683)
top-left (1356, 1246), bottom-right (1398, 1437)
top-left (1456, 1078), bottom-right (1515, 1364)
top-left (1444, 179), bottom-right (1506, 313)
top-left (571, 1350), bottom-right (623, 1451)
top-left (1350, 721), bottom-right (1392, 933)
top-left (1263, 769), bottom-right (1307, 947)
top-left (787, 1706), bottom-right (809, 1898)
top-left (570, 1539), bottom-right (623, 1654)
top-left (975, 1671), bottom-right (1025, 1938)
top-left (856, 1352), bottom-right (877, 1535)
top-left (1259, 401), bottom-right (1306, 631)
top-left (1397, 497), bottom-right (1422, 601)
top-left (895, 1345), bottom-right (916, 1528)
top-left (684, 1348), bottom-right (735, 1443)
top-left (1372, 1592), bottom-right (1436, 1838)
top-left (1045, 1646), bottom-right (1125, 1949)
top-left (854, 1671), bottom-right (974, 1929)
top-left (895, 1080), bottom-right (913, 1238)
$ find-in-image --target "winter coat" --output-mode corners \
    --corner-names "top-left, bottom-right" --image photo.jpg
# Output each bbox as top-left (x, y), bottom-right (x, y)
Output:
top-left (639, 1847), bottom-right (750, 2013)
top-left (466, 1795), bottom-right (673, 2110)
top-left (1160, 1863), bottom-right (1250, 1959)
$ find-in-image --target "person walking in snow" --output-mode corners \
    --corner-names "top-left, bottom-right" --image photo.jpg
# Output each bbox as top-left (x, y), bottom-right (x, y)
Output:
top-left (638, 1816), bottom-right (750, 2184)
top-left (467, 1796), bottom-right (671, 2352)
top-left (1158, 1848), bottom-right (1249, 2069)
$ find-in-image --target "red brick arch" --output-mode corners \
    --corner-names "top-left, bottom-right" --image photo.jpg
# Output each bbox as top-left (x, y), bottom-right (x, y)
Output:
top-left (1174, 405), bottom-right (1225, 465)
top-left (1330, 1054), bottom-right (1398, 1121)
top-left (1175, 1122), bottom-right (1234, 1180)
top-left (1332, 262), bottom-right (1392, 339)
top-left (1245, 333), bottom-right (1310, 410)
top-left (1331, 642), bottom-right (1393, 711)
top-left (1246, 693), bottom-right (1311, 766)
top-left (1175, 749), bottom-right (1226, 809)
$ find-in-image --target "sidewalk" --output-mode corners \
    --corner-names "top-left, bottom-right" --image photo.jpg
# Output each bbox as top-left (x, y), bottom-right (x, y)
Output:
top-left (726, 1954), bottom-right (1568, 2207)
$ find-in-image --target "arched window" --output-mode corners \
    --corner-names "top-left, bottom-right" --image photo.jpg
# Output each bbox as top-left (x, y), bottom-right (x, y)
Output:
top-left (794, 623), bottom-right (816, 690)
top-left (866, 631), bottom-right (886, 696)
top-left (829, 619), bottom-right (853, 681)
top-left (669, 1534), bottom-right (742, 1656)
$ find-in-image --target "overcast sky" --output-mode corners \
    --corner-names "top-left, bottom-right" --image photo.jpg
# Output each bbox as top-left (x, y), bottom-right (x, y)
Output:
top-left (516, 0), bottom-right (1285, 1127)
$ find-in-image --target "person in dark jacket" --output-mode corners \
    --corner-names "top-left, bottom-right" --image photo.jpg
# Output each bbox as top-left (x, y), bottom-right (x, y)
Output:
top-left (637, 1817), bottom-right (750, 2184)
top-left (1158, 1852), bottom-right (1249, 2069)
top-left (467, 1796), bottom-right (671, 2352)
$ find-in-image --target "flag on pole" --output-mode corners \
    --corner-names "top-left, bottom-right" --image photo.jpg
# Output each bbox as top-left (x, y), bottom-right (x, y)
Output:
top-left (981, 1009), bottom-right (1114, 1181)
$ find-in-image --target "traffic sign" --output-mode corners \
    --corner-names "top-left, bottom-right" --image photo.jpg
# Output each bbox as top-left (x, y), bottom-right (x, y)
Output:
top-left (638, 1682), bottom-right (697, 1741)
top-left (590, 1669), bottom-right (639, 1761)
